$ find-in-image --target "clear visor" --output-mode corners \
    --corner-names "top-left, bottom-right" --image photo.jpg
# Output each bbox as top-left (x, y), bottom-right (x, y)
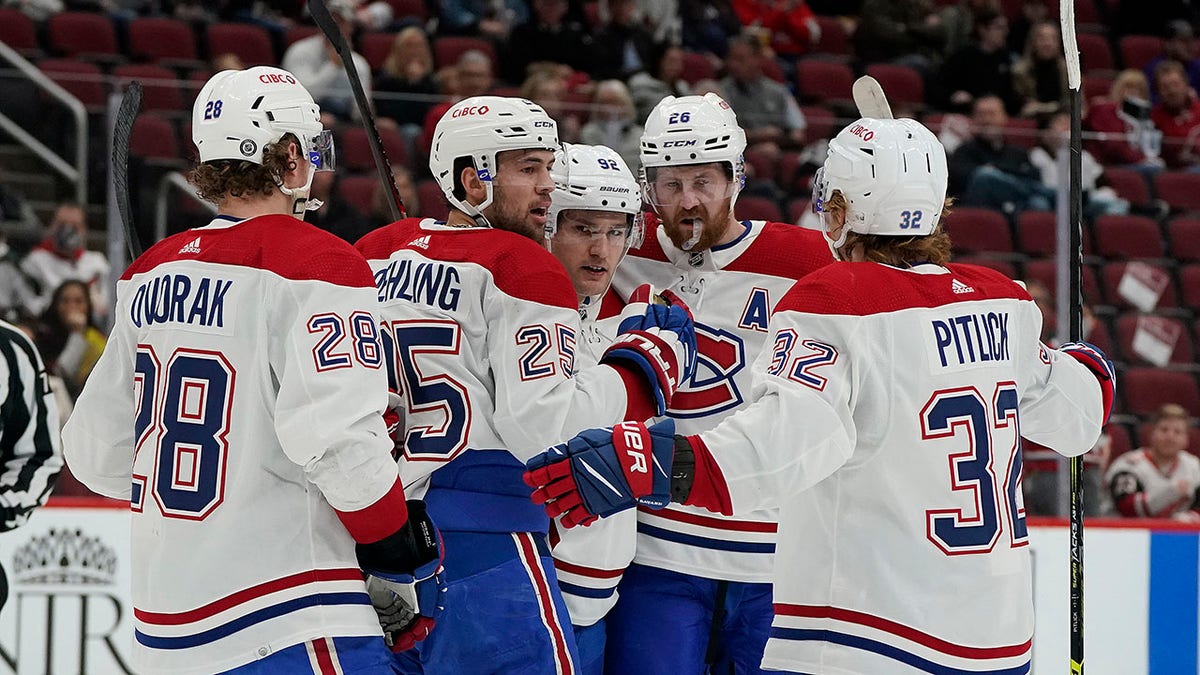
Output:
top-left (811, 167), bottom-right (836, 229)
top-left (549, 210), bottom-right (644, 254)
top-left (643, 165), bottom-right (737, 208)
top-left (305, 129), bottom-right (336, 173)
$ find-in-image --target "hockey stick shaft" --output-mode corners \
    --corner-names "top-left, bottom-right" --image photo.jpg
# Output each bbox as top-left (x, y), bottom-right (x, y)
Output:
top-left (112, 81), bottom-right (144, 260)
top-left (1060, 2), bottom-right (1085, 673)
top-left (309, 0), bottom-right (406, 220)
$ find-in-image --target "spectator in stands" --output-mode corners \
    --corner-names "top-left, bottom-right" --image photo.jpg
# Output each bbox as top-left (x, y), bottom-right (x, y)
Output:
top-left (1030, 111), bottom-right (1128, 217)
top-left (1013, 20), bottom-right (1069, 118)
top-left (212, 52), bottom-right (246, 72)
top-left (854, 0), bottom-right (948, 76)
top-left (1144, 20), bottom-right (1200, 104)
top-left (374, 27), bottom-right (438, 131)
top-left (690, 78), bottom-right (726, 98)
top-left (948, 95), bottom-right (1051, 213)
top-left (630, 0), bottom-right (682, 45)
top-left (679, 0), bottom-right (742, 57)
top-left (732, 0), bottom-right (821, 61)
top-left (1107, 403), bottom-right (1200, 521)
top-left (629, 43), bottom-right (692, 122)
top-left (0, 234), bottom-right (37, 323)
top-left (1084, 69), bottom-right (1165, 171)
top-left (590, 0), bottom-right (660, 81)
top-left (371, 166), bottom-right (421, 225)
top-left (1115, 0), bottom-right (1200, 51)
top-left (281, 0), bottom-right (371, 123)
top-left (939, 0), bottom-right (997, 57)
top-left (1005, 0), bottom-right (1049, 57)
top-left (502, 0), bottom-right (594, 84)
top-left (33, 280), bottom-right (105, 401)
top-left (520, 67), bottom-right (582, 143)
top-left (437, 0), bottom-right (528, 39)
top-left (579, 80), bottom-right (643, 170)
top-left (306, 171), bottom-right (371, 244)
top-left (419, 49), bottom-right (497, 159)
top-left (940, 8), bottom-right (1019, 114)
top-left (1150, 59), bottom-right (1200, 169)
top-left (720, 34), bottom-right (806, 155)
top-left (22, 202), bottom-right (109, 323)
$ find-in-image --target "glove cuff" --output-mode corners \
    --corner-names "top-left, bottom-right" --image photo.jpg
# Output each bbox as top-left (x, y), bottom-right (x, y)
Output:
top-left (357, 500), bottom-right (441, 577)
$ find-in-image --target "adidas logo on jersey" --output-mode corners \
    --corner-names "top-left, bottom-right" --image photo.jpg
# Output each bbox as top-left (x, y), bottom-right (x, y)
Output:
top-left (408, 235), bottom-right (431, 250)
top-left (178, 236), bottom-right (202, 254)
top-left (951, 278), bottom-right (975, 294)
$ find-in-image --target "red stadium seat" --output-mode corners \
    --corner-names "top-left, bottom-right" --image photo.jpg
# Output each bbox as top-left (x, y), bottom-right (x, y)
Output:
top-left (1076, 32), bottom-right (1114, 72)
top-left (760, 56), bottom-right (786, 83)
top-left (953, 256), bottom-right (1017, 279)
top-left (385, 0), bottom-right (430, 22)
top-left (359, 31), bottom-right (396, 72)
top-left (1016, 210), bottom-right (1056, 258)
top-left (743, 148), bottom-right (777, 182)
top-left (787, 198), bottom-right (811, 224)
top-left (128, 17), bottom-right (199, 64)
top-left (339, 175), bottom-right (379, 216)
top-left (285, 25), bottom-right (321, 47)
top-left (47, 12), bottom-right (118, 59)
top-left (1082, 73), bottom-right (1115, 102)
top-left (0, 8), bottom-right (39, 57)
top-left (1168, 218), bottom-right (1200, 262)
top-left (680, 51), bottom-right (716, 84)
top-left (207, 23), bottom-right (276, 67)
top-left (1025, 259), bottom-right (1103, 306)
top-left (1103, 167), bottom-right (1152, 209)
top-left (1178, 264), bottom-right (1200, 308)
top-left (1101, 261), bottom-right (1179, 310)
top-left (416, 179), bottom-right (449, 220)
top-left (432, 36), bottom-right (495, 69)
top-left (865, 63), bottom-right (925, 108)
top-left (1116, 313), bottom-right (1193, 366)
top-left (1122, 367), bottom-right (1200, 417)
top-left (796, 60), bottom-right (854, 105)
top-left (1119, 35), bottom-right (1164, 71)
top-left (736, 196), bottom-right (783, 222)
top-left (1155, 171), bottom-right (1200, 213)
top-left (130, 114), bottom-right (180, 161)
top-left (114, 64), bottom-right (186, 114)
top-left (1091, 215), bottom-right (1164, 260)
top-left (800, 105), bottom-right (836, 141)
top-left (776, 151), bottom-right (807, 193)
top-left (1004, 117), bottom-right (1038, 149)
top-left (813, 16), bottom-right (851, 57)
top-left (1107, 423), bottom-right (1134, 458)
top-left (339, 126), bottom-right (409, 174)
top-left (943, 207), bottom-right (1014, 255)
top-left (38, 60), bottom-right (108, 111)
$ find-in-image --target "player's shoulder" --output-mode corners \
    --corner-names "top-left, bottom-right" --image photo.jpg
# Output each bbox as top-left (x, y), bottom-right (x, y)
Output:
top-left (125, 214), bottom-right (374, 288)
top-left (944, 262), bottom-right (1032, 301)
top-left (726, 220), bottom-right (833, 279)
top-left (354, 217), bottom-right (427, 260)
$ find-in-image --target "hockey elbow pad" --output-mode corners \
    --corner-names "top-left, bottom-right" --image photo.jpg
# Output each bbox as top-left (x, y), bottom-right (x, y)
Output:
top-left (358, 500), bottom-right (447, 652)
top-left (1059, 341), bottom-right (1116, 424)
top-left (601, 285), bottom-right (697, 415)
top-left (524, 420), bottom-right (677, 528)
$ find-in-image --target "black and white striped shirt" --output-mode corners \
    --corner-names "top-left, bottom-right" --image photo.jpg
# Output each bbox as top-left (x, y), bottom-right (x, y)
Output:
top-left (0, 319), bottom-right (61, 531)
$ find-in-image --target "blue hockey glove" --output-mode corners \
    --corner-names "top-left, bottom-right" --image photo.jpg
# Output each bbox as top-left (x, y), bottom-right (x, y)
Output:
top-left (1059, 341), bottom-right (1116, 424)
top-left (524, 420), bottom-right (676, 528)
top-left (602, 285), bottom-right (697, 415)
top-left (360, 500), bottom-right (447, 652)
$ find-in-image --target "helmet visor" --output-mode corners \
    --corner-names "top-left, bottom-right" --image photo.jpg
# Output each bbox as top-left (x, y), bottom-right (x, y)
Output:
top-left (643, 164), bottom-right (737, 208)
top-left (305, 129), bottom-right (336, 173)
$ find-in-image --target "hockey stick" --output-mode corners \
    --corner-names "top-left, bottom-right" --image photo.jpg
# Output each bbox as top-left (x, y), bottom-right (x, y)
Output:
top-left (851, 76), bottom-right (893, 120)
top-left (308, 0), bottom-right (407, 220)
top-left (1060, 2), bottom-right (1085, 673)
top-left (112, 81), bottom-right (144, 260)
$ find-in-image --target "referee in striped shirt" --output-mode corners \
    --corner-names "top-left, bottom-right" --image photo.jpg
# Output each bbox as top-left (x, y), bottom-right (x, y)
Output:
top-left (0, 318), bottom-right (62, 609)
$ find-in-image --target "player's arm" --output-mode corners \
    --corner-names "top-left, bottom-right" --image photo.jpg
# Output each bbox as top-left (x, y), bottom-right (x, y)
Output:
top-left (1107, 459), bottom-right (1192, 518)
top-left (0, 324), bottom-right (62, 530)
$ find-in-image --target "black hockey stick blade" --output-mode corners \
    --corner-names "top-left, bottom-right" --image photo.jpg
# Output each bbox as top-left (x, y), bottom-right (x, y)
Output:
top-left (113, 80), bottom-right (144, 260)
top-left (309, 0), bottom-right (406, 221)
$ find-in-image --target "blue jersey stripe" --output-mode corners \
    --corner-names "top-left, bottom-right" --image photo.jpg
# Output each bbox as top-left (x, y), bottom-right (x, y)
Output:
top-left (557, 580), bottom-right (617, 599)
top-left (1149, 531), bottom-right (1199, 675)
top-left (637, 523), bottom-right (776, 553)
top-left (769, 627), bottom-right (1030, 675)
top-left (135, 592), bottom-right (371, 649)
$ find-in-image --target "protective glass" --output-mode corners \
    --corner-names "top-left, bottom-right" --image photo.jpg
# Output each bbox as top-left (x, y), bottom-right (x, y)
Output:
top-left (305, 129), bottom-right (336, 172)
top-left (810, 167), bottom-right (836, 230)
top-left (643, 165), bottom-right (737, 208)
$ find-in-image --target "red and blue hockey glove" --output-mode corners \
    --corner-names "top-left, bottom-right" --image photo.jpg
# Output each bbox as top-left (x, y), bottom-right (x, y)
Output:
top-left (601, 285), bottom-right (697, 415)
top-left (524, 420), bottom-right (676, 528)
top-left (1059, 341), bottom-right (1116, 424)
top-left (358, 500), bottom-right (447, 652)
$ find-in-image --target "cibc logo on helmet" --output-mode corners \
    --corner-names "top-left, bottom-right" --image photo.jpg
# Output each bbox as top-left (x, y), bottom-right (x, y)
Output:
top-left (451, 105), bottom-right (490, 118)
top-left (258, 73), bottom-right (297, 85)
top-left (848, 124), bottom-right (875, 142)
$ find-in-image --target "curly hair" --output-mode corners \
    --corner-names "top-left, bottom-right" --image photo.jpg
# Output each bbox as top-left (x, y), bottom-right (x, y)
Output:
top-left (188, 135), bottom-right (297, 204)
top-left (827, 190), bottom-right (954, 266)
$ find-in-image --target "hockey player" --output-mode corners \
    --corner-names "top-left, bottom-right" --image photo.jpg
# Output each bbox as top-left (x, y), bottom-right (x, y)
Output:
top-left (354, 97), bottom-right (695, 674)
top-left (526, 111), bottom-right (1116, 674)
top-left (599, 93), bottom-right (833, 675)
top-left (543, 143), bottom-right (645, 675)
top-left (1107, 402), bottom-right (1200, 520)
top-left (62, 67), bottom-right (444, 675)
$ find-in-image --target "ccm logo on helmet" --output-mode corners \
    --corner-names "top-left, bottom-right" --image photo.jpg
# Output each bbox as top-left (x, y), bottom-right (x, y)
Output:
top-left (452, 105), bottom-right (490, 117)
top-left (849, 124), bottom-right (875, 142)
top-left (661, 140), bottom-right (697, 147)
top-left (258, 73), bottom-right (297, 85)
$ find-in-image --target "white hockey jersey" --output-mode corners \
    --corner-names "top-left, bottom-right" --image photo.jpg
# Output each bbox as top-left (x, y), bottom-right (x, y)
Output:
top-left (611, 218), bottom-right (832, 582)
top-left (697, 261), bottom-right (1104, 674)
top-left (549, 289), bottom-right (640, 627)
top-left (62, 215), bottom-right (408, 674)
top-left (1106, 448), bottom-right (1200, 519)
top-left (355, 218), bottom-right (651, 535)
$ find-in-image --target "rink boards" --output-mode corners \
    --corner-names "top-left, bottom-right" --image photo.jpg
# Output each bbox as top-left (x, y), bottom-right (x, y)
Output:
top-left (0, 502), bottom-right (1194, 674)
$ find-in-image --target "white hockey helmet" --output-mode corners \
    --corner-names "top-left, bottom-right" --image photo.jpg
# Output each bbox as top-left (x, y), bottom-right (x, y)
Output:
top-left (812, 117), bottom-right (948, 253)
top-left (639, 93), bottom-right (747, 210)
top-left (429, 96), bottom-right (560, 222)
top-left (546, 143), bottom-right (644, 249)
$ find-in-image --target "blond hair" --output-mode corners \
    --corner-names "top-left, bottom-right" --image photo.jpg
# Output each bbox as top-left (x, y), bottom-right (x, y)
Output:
top-left (827, 190), bottom-right (954, 266)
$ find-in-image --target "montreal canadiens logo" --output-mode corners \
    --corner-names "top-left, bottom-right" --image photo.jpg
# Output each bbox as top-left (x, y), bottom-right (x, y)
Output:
top-left (240, 139), bottom-right (257, 156)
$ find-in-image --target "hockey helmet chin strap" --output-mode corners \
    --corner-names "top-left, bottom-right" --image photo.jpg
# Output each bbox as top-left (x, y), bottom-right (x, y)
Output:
top-left (277, 161), bottom-right (323, 218)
